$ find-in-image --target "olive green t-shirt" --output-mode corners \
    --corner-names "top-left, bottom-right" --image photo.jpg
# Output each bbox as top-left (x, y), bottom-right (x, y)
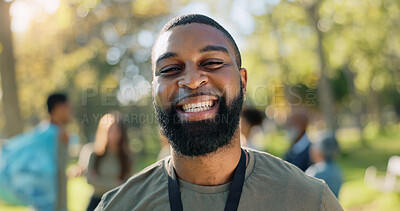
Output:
top-left (95, 148), bottom-right (343, 211)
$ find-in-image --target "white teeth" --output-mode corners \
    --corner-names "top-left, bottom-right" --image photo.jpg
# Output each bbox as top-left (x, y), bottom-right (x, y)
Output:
top-left (182, 100), bottom-right (214, 113)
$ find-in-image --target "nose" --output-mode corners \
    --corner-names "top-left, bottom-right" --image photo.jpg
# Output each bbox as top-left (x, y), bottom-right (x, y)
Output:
top-left (178, 66), bottom-right (208, 90)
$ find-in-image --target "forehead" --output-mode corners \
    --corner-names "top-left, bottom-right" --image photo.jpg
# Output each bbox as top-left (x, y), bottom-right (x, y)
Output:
top-left (152, 23), bottom-right (234, 66)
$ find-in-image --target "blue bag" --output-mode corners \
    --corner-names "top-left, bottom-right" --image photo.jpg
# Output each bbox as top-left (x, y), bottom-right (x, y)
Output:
top-left (0, 123), bottom-right (59, 211)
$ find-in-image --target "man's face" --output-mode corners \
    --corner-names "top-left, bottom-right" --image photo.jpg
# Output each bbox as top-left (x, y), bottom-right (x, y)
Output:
top-left (152, 23), bottom-right (247, 156)
top-left (55, 102), bottom-right (73, 124)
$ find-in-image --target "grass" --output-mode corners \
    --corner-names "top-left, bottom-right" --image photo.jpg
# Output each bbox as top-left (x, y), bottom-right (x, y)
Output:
top-left (1, 126), bottom-right (400, 210)
top-left (337, 129), bottom-right (400, 211)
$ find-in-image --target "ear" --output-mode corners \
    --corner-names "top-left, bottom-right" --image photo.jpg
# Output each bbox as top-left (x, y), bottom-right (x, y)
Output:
top-left (239, 68), bottom-right (247, 99)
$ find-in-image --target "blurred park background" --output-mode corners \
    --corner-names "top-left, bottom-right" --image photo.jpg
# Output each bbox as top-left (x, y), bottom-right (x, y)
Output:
top-left (0, 0), bottom-right (400, 210)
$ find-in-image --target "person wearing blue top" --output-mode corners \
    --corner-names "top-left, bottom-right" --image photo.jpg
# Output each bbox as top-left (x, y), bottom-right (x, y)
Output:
top-left (0, 93), bottom-right (72, 210)
top-left (306, 132), bottom-right (343, 198)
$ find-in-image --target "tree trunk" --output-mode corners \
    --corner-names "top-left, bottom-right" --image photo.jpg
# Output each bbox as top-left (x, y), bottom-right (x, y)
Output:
top-left (0, 1), bottom-right (23, 138)
top-left (305, 1), bottom-right (337, 130)
top-left (343, 64), bottom-right (367, 146)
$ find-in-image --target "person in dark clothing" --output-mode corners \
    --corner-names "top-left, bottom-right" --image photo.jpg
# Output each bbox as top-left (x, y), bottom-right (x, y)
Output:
top-left (240, 107), bottom-right (264, 150)
top-left (284, 111), bottom-right (312, 171)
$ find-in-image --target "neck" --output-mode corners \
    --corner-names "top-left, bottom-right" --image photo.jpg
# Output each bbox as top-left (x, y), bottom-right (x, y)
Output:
top-left (171, 129), bottom-right (246, 186)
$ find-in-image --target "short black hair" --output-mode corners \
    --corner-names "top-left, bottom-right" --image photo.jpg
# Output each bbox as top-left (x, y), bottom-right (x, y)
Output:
top-left (47, 93), bottom-right (68, 113)
top-left (153, 14), bottom-right (242, 68)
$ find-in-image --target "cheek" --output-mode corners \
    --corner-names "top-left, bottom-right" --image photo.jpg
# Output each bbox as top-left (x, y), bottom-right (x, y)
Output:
top-left (213, 69), bottom-right (242, 100)
top-left (61, 107), bottom-right (71, 118)
top-left (153, 78), bottom-right (177, 108)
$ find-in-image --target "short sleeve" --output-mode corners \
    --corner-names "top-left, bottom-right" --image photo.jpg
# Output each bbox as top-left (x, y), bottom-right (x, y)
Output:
top-left (321, 183), bottom-right (343, 211)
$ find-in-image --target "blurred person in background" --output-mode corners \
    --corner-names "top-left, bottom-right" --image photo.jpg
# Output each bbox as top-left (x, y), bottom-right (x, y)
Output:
top-left (66, 141), bottom-right (94, 178)
top-left (0, 93), bottom-right (72, 210)
top-left (86, 112), bottom-right (133, 211)
top-left (47, 93), bottom-right (73, 211)
top-left (306, 132), bottom-right (342, 198)
top-left (284, 111), bottom-right (312, 171)
top-left (240, 107), bottom-right (264, 150)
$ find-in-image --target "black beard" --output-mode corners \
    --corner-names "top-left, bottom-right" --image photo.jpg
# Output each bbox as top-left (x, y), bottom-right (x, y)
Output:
top-left (154, 88), bottom-right (244, 157)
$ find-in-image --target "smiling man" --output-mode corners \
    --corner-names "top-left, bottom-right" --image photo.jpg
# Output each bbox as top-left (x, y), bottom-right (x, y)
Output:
top-left (95, 14), bottom-right (343, 211)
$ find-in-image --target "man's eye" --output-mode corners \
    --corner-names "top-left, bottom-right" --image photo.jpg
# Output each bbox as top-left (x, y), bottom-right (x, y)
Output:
top-left (160, 67), bottom-right (181, 76)
top-left (203, 61), bottom-right (224, 70)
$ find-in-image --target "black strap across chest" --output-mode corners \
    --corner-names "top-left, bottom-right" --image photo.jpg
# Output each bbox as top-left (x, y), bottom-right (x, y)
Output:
top-left (168, 149), bottom-right (247, 211)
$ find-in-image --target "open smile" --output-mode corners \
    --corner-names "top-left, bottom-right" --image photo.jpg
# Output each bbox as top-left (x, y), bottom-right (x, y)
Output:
top-left (175, 95), bottom-right (220, 121)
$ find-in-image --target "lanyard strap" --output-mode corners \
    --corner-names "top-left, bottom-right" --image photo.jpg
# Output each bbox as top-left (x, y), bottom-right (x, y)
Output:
top-left (168, 149), bottom-right (247, 211)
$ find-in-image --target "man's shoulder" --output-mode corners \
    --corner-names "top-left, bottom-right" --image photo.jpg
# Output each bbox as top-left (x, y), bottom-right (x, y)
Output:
top-left (96, 157), bottom-right (169, 210)
top-left (250, 148), bottom-right (326, 190)
top-left (248, 149), bottom-right (342, 210)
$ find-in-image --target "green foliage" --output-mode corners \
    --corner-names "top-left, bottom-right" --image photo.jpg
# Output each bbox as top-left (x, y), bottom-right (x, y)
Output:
top-left (6, 0), bottom-right (182, 153)
top-left (245, 0), bottom-right (400, 128)
top-left (330, 69), bottom-right (348, 103)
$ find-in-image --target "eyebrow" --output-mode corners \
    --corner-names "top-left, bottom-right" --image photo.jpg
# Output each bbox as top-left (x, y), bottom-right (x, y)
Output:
top-left (156, 52), bottom-right (178, 64)
top-left (155, 45), bottom-right (229, 65)
top-left (200, 45), bottom-right (229, 54)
